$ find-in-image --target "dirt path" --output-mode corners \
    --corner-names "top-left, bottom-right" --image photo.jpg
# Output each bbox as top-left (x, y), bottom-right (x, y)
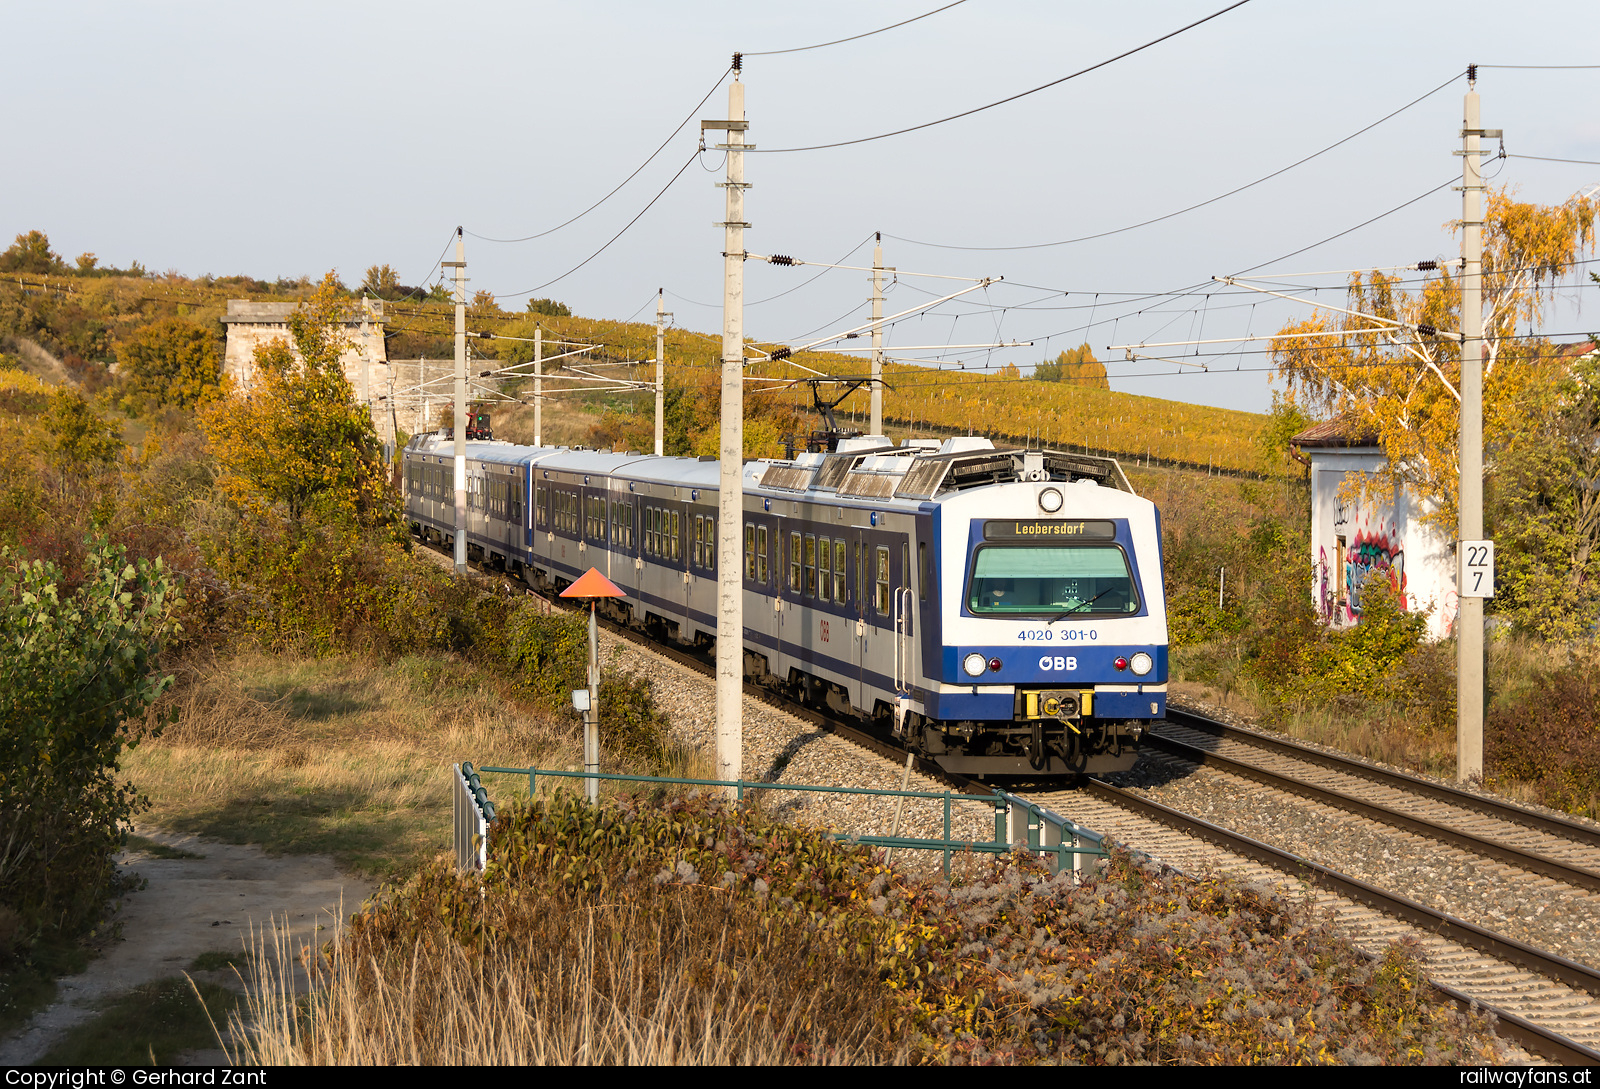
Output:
top-left (0, 828), bottom-right (376, 1066)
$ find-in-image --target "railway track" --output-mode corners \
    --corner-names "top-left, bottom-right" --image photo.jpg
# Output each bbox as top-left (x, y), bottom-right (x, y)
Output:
top-left (1023, 705), bottom-right (1600, 1064)
top-left (1156, 708), bottom-right (1600, 883)
top-left (426, 543), bottom-right (1600, 1061)
top-left (567, 613), bottom-right (1600, 1061)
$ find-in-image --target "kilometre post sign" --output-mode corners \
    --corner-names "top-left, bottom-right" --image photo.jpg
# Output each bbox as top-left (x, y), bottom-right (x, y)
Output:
top-left (1460, 540), bottom-right (1494, 599)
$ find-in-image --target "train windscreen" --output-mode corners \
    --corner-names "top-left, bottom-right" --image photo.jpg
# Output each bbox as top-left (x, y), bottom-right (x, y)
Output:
top-left (966, 545), bottom-right (1138, 616)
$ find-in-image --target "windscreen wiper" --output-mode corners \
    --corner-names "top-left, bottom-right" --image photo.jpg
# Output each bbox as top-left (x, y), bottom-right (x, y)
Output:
top-left (1047, 588), bottom-right (1113, 624)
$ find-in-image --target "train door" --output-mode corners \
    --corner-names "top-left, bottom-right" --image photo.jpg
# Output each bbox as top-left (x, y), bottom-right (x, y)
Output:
top-left (778, 524), bottom-right (797, 661)
top-left (855, 532), bottom-right (876, 713)
top-left (893, 539), bottom-right (914, 718)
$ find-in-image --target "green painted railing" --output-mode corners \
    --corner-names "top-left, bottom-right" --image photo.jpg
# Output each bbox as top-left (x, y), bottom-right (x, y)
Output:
top-left (467, 763), bottom-right (1108, 877)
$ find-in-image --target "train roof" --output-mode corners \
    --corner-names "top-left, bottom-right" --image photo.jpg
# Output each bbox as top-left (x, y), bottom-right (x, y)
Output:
top-left (409, 433), bottom-right (1135, 503)
top-left (753, 436), bottom-right (1134, 505)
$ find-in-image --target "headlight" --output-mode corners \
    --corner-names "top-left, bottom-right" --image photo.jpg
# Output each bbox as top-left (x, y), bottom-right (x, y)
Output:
top-left (963, 652), bottom-right (987, 677)
top-left (1038, 487), bottom-right (1063, 513)
top-left (1130, 652), bottom-right (1153, 676)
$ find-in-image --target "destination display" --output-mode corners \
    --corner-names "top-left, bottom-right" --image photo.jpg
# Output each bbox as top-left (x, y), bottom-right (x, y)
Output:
top-left (983, 519), bottom-right (1116, 541)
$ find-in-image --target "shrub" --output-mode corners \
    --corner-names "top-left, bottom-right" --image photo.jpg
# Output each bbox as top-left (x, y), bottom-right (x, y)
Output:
top-left (1487, 660), bottom-right (1600, 815)
top-left (0, 538), bottom-right (181, 942)
top-left (114, 317), bottom-right (223, 414)
top-left (287, 795), bottom-right (1503, 1065)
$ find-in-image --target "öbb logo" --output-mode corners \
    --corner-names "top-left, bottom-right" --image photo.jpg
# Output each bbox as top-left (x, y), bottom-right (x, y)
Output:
top-left (1038, 655), bottom-right (1078, 672)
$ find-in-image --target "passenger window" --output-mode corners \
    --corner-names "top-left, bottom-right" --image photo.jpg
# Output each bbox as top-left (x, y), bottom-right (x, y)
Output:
top-left (758, 526), bottom-right (769, 584)
top-left (834, 540), bottom-right (847, 603)
top-left (818, 537), bottom-right (831, 602)
top-left (671, 510), bottom-right (681, 561)
top-left (804, 534), bottom-right (817, 597)
top-left (744, 524), bottom-right (756, 579)
top-left (789, 532), bottom-right (801, 591)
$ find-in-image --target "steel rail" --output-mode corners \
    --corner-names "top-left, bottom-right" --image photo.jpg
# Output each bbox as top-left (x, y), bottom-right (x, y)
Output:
top-left (555, 595), bottom-right (1600, 1061)
top-left (1142, 730), bottom-right (1600, 893)
top-left (1166, 707), bottom-right (1600, 849)
top-left (1083, 778), bottom-right (1600, 1062)
top-left (416, 543), bottom-right (1599, 1062)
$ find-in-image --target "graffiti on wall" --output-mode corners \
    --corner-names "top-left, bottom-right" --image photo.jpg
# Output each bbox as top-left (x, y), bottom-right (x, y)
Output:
top-left (1344, 528), bottom-right (1405, 620)
top-left (1322, 480), bottom-right (1407, 623)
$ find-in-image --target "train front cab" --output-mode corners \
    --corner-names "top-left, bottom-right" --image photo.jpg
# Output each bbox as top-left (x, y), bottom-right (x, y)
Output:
top-left (915, 488), bottom-right (1168, 777)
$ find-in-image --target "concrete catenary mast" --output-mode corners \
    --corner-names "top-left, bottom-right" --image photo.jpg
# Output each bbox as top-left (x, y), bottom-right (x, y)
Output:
top-left (702, 58), bottom-right (748, 787)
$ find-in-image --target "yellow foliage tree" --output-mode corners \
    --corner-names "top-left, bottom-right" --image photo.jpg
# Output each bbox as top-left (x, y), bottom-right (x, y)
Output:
top-left (114, 317), bottom-right (223, 413)
top-left (1271, 186), bottom-right (1598, 535)
top-left (201, 273), bottom-right (394, 526)
top-left (1034, 343), bottom-right (1109, 389)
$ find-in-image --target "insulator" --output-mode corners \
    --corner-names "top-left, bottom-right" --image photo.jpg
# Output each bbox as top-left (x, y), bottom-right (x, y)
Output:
top-left (1467, 63), bottom-right (1477, 82)
top-left (1417, 323), bottom-right (1438, 336)
top-left (732, 52), bottom-right (742, 72)
top-left (769, 254), bottom-right (795, 266)
top-left (771, 347), bottom-right (792, 361)
top-left (1417, 260), bottom-right (1438, 271)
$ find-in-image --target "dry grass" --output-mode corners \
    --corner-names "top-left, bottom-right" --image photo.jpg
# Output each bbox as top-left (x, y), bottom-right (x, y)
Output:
top-left (1170, 671), bottom-right (1462, 780)
top-left (124, 650), bottom-right (573, 877)
top-left (1171, 634), bottom-right (1580, 790)
top-left (229, 897), bottom-right (905, 1066)
top-left (491, 397), bottom-right (607, 449)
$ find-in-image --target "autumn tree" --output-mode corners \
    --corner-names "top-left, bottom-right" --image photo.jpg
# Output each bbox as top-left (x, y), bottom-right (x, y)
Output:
top-left (362, 263), bottom-right (401, 299)
top-left (527, 297), bottom-right (571, 317)
top-left (1035, 343), bottom-right (1109, 388)
top-left (1490, 339), bottom-right (1600, 640)
top-left (0, 230), bottom-right (68, 276)
top-left (114, 317), bottom-right (223, 413)
top-left (201, 272), bottom-right (394, 526)
top-left (1272, 187), bottom-right (1597, 535)
top-left (1271, 186), bottom-right (1598, 634)
top-left (46, 389), bottom-right (122, 473)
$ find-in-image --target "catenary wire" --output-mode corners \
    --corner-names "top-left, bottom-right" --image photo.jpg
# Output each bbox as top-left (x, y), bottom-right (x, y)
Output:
top-left (665, 235), bottom-right (877, 310)
top-left (1508, 154), bottom-right (1600, 166)
top-left (886, 71), bottom-right (1462, 251)
top-left (496, 151), bottom-right (701, 299)
top-left (1228, 177), bottom-right (1460, 276)
top-left (372, 229), bottom-right (461, 305)
top-left (751, 0), bottom-right (1253, 154)
top-left (743, 1), bottom-right (969, 56)
top-left (465, 68), bottom-right (729, 244)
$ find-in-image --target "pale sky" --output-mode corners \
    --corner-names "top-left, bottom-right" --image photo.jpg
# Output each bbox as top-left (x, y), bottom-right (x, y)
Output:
top-left (3, 1), bottom-right (1596, 412)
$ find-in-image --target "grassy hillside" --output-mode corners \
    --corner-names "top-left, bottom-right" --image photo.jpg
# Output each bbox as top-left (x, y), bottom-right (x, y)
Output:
top-left (0, 264), bottom-right (1271, 474)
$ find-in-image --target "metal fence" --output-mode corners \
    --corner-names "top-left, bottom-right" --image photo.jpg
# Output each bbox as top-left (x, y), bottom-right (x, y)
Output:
top-left (452, 762), bottom-right (497, 873)
top-left (463, 764), bottom-right (1107, 878)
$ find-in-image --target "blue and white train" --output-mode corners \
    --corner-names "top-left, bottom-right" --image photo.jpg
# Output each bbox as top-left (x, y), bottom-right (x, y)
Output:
top-left (403, 433), bottom-right (1168, 777)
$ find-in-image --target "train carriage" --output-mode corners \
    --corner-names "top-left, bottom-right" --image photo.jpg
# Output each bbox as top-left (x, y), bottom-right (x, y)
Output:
top-left (403, 433), bottom-right (1167, 778)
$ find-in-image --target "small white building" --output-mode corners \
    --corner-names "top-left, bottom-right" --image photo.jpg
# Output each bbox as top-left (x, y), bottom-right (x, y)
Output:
top-left (1291, 419), bottom-right (1458, 640)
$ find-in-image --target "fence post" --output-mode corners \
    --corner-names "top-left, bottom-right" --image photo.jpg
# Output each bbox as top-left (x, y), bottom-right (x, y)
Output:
top-left (943, 792), bottom-right (952, 876)
top-left (453, 762), bottom-right (492, 874)
top-left (1038, 813), bottom-right (1063, 874)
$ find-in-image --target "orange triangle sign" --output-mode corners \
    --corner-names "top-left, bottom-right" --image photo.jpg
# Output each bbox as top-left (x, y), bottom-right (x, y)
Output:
top-left (560, 567), bottom-right (627, 599)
